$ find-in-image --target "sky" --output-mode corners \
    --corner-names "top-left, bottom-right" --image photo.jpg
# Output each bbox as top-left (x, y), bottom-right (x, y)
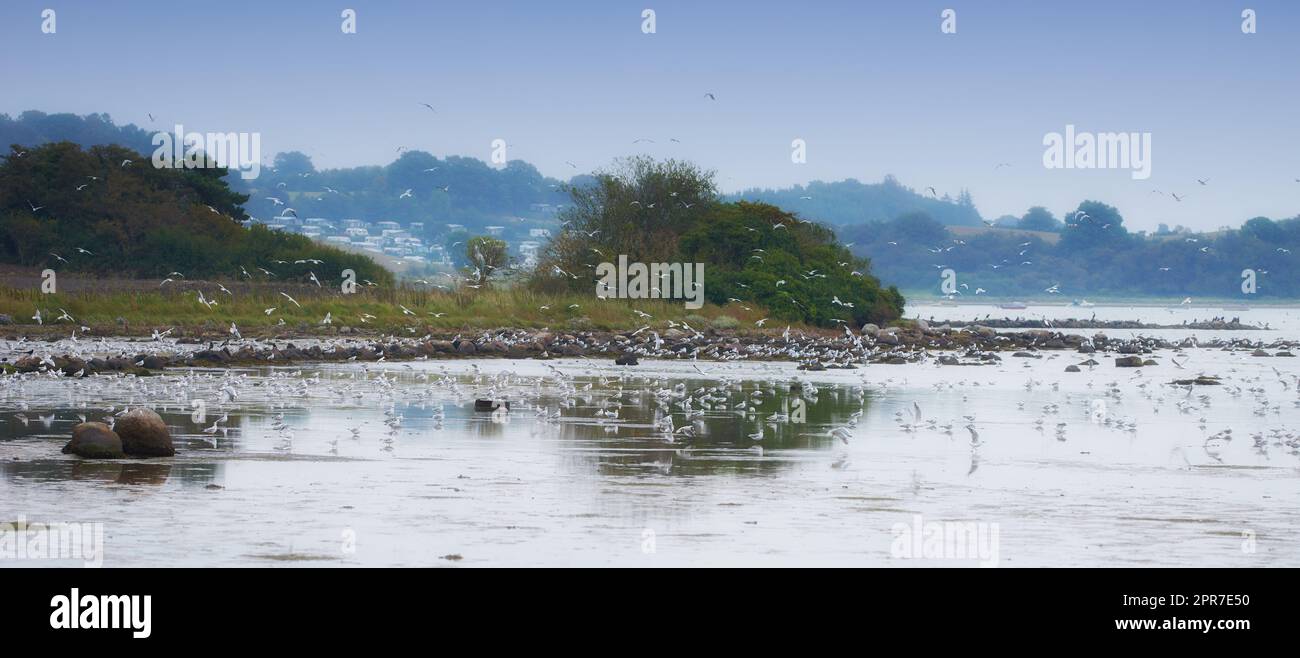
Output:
top-left (2, 0), bottom-right (1298, 231)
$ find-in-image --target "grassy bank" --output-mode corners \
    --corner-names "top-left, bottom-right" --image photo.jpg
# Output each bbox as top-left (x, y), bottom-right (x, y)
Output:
top-left (0, 282), bottom-right (788, 337)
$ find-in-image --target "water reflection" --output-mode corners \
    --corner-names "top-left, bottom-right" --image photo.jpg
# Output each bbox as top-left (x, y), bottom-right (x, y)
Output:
top-left (2, 354), bottom-right (1298, 566)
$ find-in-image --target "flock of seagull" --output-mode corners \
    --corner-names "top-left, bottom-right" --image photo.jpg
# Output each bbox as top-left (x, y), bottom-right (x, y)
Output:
top-left (4, 331), bottom-right (1299, 479)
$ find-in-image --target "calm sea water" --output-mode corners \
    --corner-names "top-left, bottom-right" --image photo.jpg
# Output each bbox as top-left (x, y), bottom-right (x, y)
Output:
top-left (2, 310), bottom-right (1298, 567)
top-left (907, 302), bottom-right (1300, 343)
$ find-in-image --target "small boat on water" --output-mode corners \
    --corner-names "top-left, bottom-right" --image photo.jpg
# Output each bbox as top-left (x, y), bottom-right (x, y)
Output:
top-left (998, 302), bottom-right (1028, 310)
top-left (1071, 299), bottom-right (1096, 308)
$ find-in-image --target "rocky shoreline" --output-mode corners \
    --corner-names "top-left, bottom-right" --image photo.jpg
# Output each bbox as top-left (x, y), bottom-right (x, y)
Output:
top-left (930, 317), bottom-right (1263, 331)
top-left (3, 322), bottom-right (1297, 376)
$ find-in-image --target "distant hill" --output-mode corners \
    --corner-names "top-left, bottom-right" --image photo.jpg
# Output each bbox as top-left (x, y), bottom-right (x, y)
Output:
top-left (242, 150), bottom-right (574, 242)
top-left (1, 111), bottom-right (580, 242)
top-left (729, 176), bottom-right (984, 227)
top-left (1, 111), bottom-right (156, 155)
top-left (0, 141), bottom-right (391, 285)
top-left (839, 205), bottom-right (1300, 299)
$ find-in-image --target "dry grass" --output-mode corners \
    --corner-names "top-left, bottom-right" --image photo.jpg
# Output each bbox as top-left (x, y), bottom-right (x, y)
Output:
top-left (0, 278), bottom-right (785, 335)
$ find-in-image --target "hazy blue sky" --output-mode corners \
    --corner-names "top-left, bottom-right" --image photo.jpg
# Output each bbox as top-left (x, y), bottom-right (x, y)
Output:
top-left (2, 0), bottom-right (1298, 231)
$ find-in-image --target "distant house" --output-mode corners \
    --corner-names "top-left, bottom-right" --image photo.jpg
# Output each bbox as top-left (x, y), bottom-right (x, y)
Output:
top-left (529, 228), bottom-right (552, 239)
top-left (518, 240), bottom-right (542, 268)
top-left (485, 226), bottom-right (505, 237)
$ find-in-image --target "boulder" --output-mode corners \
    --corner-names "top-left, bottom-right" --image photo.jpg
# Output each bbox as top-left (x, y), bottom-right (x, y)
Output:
top-left (115, 408), bottom-right (175, 457)
top-left (860, 323), bottom-right (880, 337)
top-left (1115, 356), bottom-right (1144, 367)
top-left (1064, 365), bottom-right (1081, 373)
top-left (13, 356), bottom-right (43, 372)
top-left (62, 422), bottom-right (125, 459)
top-left (614, 353), bottom-right (639, 366)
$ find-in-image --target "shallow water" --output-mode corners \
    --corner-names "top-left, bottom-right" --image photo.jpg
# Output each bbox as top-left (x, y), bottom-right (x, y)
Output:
top-left (908, 302), bottom-right (1300, 343)
top-left (3, 344), bottom-right (1298, 567)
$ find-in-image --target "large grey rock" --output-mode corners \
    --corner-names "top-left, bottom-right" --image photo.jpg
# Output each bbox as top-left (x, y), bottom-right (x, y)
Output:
top-left (62, 422), bottom-right (126, 459)
top-left (116, 408), bottom-right (175, 457)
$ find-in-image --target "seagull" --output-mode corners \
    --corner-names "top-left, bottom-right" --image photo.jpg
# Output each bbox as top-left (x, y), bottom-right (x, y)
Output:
top-left (399, 189), bottom-right (413, 199)
top-left (704, 92), bottom-right (717, 101)
top-left (419, 103), bottom-right (436, 113)
top-left (279, 292), bottom-right (301, 308)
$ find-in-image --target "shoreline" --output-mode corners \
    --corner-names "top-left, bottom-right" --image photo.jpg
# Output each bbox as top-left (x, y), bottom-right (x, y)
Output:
top-left (4, 323), bottom-right (1297, 376)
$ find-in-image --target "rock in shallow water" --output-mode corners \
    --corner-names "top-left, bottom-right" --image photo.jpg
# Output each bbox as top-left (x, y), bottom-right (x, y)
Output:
top-left (63, 422), bottom-right (126, 459)
top-left (115, 408), bottom-right (175, 457)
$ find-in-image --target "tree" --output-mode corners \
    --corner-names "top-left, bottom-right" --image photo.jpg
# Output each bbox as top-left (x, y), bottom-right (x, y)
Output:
top-left (1242, 217), bottom-right (1284, 243)
top-left (272, 151), bottom-right (315, 179)
top-left (532, 157), bottom-right (904, 326)
top-left (1059, 200), bottom-right (1130, 252)
top-left (0, 142), bottom-right (391, 284)
top-left (1018, 206), bottom-right (1061, 232)
top-left (466, 236), bottom-right (507, 285)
